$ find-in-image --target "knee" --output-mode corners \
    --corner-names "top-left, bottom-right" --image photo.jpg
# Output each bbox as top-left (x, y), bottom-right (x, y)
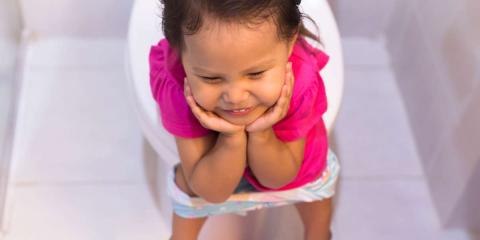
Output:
top-left (174, 166), bottom-right (198, 197)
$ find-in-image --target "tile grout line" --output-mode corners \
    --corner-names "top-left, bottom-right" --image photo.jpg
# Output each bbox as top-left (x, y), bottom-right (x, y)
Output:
top-left (340, 175), bottom-right (426, 181)
top-left (24, 65), bottom-right (126, 71)
top-left (12, 181), bottom-right (150, 187)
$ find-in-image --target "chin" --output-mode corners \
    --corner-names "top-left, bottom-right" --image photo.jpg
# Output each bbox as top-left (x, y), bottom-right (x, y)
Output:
top-left (219, 115), bottom-right (253, 126)
top-left (217, 111), bottom-right (262, 126)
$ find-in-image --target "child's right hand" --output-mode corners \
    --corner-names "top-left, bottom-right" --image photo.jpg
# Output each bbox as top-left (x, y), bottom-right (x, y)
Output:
top-left (184, 78), bottom-right (245, 136)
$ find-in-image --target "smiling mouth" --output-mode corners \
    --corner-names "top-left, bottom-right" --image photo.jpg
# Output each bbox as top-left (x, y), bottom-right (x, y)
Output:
top-left (223, 107), bottom-right (254, 116)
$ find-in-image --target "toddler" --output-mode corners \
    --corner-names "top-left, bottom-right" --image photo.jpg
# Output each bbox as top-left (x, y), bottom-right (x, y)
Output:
top-left (149, 0), bottom-right (340, 239)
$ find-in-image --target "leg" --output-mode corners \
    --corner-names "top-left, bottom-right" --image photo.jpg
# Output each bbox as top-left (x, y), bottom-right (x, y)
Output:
top-left (170, 166), bottom-right (208, 240)
top-left (171, 213), bottom-right (207, 240)
top-left (295, 197), bottom-right (333, 240)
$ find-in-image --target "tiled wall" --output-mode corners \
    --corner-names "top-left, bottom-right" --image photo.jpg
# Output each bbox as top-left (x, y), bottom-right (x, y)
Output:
top-left (18, 0), bottom-right (133, 37)
top-left (384, 0), bottom-right (480, 230)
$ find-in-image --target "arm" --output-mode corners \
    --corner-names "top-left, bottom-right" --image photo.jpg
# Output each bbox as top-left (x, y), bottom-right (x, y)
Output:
top-left (175, 131), bottom-right (247, 203)
top-left (245, 62), bottom-right (304, 189)
top-left (175, 77), bottom-right (248, 203)
top-left (247, 127), bottom-right (305, 189)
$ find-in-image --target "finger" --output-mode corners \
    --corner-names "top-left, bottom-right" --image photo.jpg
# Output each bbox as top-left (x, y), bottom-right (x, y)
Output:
top-left (204, 113), bottom-right (246, 133)
top-left (286, 61), bottom-right (292, 72)
top-left (266, 83), bottom-right (288, 117)
top-left (285, 71), bottom-right (291, 97)
top-left (184, 85), bottom-right (199, 112)
top-left (184, 77), bottom-right (190, 96)
top-left (216, 119), bottom-right (244, 132)
top-left (184, 78), bottom-right (194, 102)
top-left (288, 63), bottom-right (294, 97)
top-left (186, 96), bottom-right (207, 122)
top-left (246, 117), bottom-right (268, 132)
top-left (268, 93), bottom-right (287, 121)
top-left (186, 95), bottom-right (244, 131)
top-left (184, 79), bottom-right (205, 114)
top-left (283, 62), bottom-right (292, 96)
top-left (277, 86), bottom-right (291, 117)
top-left (287, 62), bottom-right (292, 78)
top-left (183, 81), bottom-right (209, 122)
top-left (285, 62), bottom-right (291, 83)
top-left (183, 80), bottom-right (245, 132)
top-left (288, 75), bottom-right (293, 98)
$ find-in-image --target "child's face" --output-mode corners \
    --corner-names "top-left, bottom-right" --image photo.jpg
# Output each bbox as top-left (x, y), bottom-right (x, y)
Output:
top-left (181, 17), bottom-right (296, 126)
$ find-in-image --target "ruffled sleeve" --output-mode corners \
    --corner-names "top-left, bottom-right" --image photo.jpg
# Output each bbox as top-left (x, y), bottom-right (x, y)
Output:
top-left (149, 39), bottom-right (212, 138)
top-left (272, 38), bottom-right (329, 142)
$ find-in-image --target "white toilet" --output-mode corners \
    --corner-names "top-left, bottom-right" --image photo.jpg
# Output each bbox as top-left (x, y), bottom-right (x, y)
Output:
top-left (125, 0), bottom-right (344, 239)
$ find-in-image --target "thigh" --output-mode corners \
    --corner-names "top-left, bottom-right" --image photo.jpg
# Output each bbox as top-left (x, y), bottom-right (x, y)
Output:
top-left (295, 198), bottom-right (333, 240)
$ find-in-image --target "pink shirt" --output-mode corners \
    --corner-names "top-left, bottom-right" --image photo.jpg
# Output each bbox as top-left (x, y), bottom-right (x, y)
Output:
top-left (149, 37), bottom-right (329, 191)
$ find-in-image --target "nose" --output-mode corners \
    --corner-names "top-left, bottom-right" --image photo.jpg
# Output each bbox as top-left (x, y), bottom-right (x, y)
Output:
top-left (222, 83), bottom-right (249, 106)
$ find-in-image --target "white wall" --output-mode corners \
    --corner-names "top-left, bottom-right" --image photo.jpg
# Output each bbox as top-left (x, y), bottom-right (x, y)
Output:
top-left (336, 0), bottom-right (397, 38)
top-left (336, 0), bottom-right (480, 231)
top-left (0, 0), bottom-right (22, 232)
top-left (0, 0), bottom-right (22, 71)
top-left (15, 0), bottom-right (378, 39)
top-left (0, 0), bottom-right (21, 37)
top-left (19, 0), bottom-right (134, 38)
top-left (384, 0), bottom-right (480, 230)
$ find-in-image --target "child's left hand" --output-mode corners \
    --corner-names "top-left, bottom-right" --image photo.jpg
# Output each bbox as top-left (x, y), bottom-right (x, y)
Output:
top-left (246, 62), bottom-right (294, 133)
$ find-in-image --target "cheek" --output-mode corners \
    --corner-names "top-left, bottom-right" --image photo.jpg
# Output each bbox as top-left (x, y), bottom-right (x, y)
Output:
top-left (256, 71), bottom-right (285, 105)
top-left (190, 83), bottom-right (220, 110)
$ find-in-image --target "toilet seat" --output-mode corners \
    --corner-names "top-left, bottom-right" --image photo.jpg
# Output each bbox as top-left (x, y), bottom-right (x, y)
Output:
top-left (125, 0), bottom-right (344, 237)
top-left (125, 0), bottom-right (344, 168)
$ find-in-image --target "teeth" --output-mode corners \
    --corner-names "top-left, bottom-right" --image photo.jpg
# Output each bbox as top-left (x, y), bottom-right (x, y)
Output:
top-left (232, 108), bottom-right (247, 112)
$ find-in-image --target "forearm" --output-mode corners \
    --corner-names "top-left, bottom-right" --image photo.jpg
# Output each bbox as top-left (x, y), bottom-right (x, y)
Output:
top-left (247, 128), bottom-right (300, 189)
top-left (190, 132), bottom-right (247, 203)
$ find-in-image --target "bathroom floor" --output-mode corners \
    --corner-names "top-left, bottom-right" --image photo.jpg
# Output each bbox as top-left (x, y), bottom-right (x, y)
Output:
top-left (1, 36), bottom-right (476, 240)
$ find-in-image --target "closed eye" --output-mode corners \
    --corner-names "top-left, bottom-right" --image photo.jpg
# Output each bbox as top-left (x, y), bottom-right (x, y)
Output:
top-left (199, 75), bottom-right (221, 82)
top-left (248, 71), bottom-right (265, 79)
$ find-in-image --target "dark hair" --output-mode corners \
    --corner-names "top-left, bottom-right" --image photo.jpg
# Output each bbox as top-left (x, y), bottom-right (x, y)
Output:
top-left (160, 0), bottom-right (320, 52)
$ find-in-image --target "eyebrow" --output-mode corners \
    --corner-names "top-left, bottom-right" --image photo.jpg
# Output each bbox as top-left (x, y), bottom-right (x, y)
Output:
top-left (192, 59), bottom-right (275, 75)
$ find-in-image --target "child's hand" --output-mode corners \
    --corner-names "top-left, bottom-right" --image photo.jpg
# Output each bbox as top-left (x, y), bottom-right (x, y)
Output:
top-left (184, 78), bottom-right (246, 135)
top-left (246, 62), bottom-right (294, 133)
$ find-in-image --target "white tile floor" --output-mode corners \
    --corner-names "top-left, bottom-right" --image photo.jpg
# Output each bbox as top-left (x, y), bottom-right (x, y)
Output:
top-left (2, 37), bottom-right (169, 240)
top-left (0, 36), bottom-right (476, 240)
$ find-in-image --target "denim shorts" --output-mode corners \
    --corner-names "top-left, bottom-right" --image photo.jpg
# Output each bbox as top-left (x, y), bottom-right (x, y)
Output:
top-left (168, 148), bottom-right (340, 218)
top-left (233, 176), bottom-right (258, 193)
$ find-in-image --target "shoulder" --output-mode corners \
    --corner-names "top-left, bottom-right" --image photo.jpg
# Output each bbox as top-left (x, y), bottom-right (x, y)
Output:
top-left (291, 37), bottom-right (329, 69)
top-left (149, 38), bottom-right (186, 87)
top-left (149, 38), bottom-right (187, 104)
top-left (287, 37), bottom-right (329, 107)
top-left (289, 37), bottom-right (329, 88)
top-left (288, 37), bottom-right (329, 95)
top-left (272, 38), bottom-right (329, 141)
top-left (149, 39), bottom-right (211, 138)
